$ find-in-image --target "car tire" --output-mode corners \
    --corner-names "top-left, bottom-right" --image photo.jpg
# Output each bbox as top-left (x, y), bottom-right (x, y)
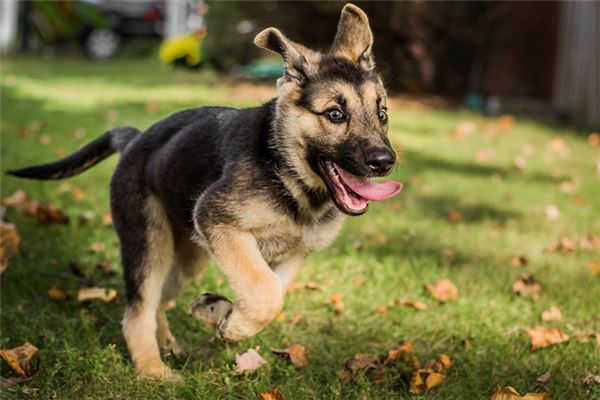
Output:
top-left (85, 29), bottom-right (121, 60)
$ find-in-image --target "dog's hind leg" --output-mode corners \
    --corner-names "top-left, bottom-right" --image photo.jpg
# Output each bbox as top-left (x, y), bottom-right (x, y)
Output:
top-left (157, 238), bottom-right (208, 356)
top-left (114, 194), bottom-right (178, 380)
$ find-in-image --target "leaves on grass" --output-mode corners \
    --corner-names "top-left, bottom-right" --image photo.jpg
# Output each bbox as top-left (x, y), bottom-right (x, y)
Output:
top-left (409, 369), bottom-right (446, 394)
top-left (288, 281), bottom-right (320, 292)
top-left (451, 120), bottom-right (476, 138)
top-left (535, 372), bottom-right (551, 390)
top-left (328, 293), bottom-right (344, 313)
top-left (546, 138), bottom-right (569, 157)
top-left (580, 234), bottom-right (600, 251)
top-left (76, 287), bottom-right (118, 303)
top-left (589, 132), bottom-right (600, 146)
top-left (447, 211), bottom-right (462, 223)
top-left (89, 241), bottom-right (106, 254)
top-left (345, 353), bottom-right (379, 374)
top-left (47, 286), bottom-right (70, 300)
top-left (475, 149), bottom-right (494, 164)
top-left (234, 348), bottom-right (267, 375)
top-left (512, 255), bottom-right (528, 267)
top-left (271, 344), bottom-right (308, 367)
top-left (544, 205), bottom-right (560, 221)
top-left (588, 261), bottom-right (600, 275)
top-left (425, 279), bottom-right (459, 302)
top-left (2, 190), bottom-right (68, 224)
top-left (392, 299), bottom-right (427, 311)
top-left (582, 374), bottom-right (600, 397)
top-left (541, 305), bottom-right (562, 322)
top-left (96, 261), bottom-right (117, 277)
top-left (547, 237), bottom-right (576, 254)
top-left (102, 212), bottom-right (113, 226)
top-left (490, 386), bottom-right (549, 400)
top-left (259, 388), bottom-right (285, 400)
top-left (524, 326), bottom-right (569, 351)
top-left (384, 341), bottom-right (414, 364)
top-left (0, 342), bottom-right (39, 378)
top-left (0, 222), bottom-right (21, 274)
top-left (512, 274), bottom-right (541, 301)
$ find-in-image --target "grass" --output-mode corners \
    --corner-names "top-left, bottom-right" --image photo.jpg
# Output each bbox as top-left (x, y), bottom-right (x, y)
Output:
top-left (1, 57), bottom-right (599, 399)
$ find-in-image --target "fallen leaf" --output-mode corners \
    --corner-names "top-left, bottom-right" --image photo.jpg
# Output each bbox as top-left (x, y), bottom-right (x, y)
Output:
top-left (512, 255), bottom-right (528, 267)
top-left (475, 149), bottom-right (494, 164)
top-left (588, 132), bottom-right (600, 147)
top-left (376, 305), bottom-right (388, 315)
top-left (588, 261), bottom-right (600, 274)
top-left (345, 353), bottom-right (378, 374)
top-left (101, 212), bottom-right (113, 226)
top-left (234, 348), bottom-right (266, 375)
top-left (425, 279), bottom-right (459, 302)
top-left (2, 191), bottom-right (68, 224)
top-left (271, 344), bottom-right (308, 367)
top-left (535, 372), bottom-right (551, 390)
top-left (96, 260), bottom-right (117, 277)
top-left (76, 287), bottom-right (118, 303)
top-left (521, 144), bottom-right (536, 157)
top-left (47, 286), bottom-right (70, 300)
top-left (514, 156), bottom-right (527, 170)
top-left (560, 179), bottom-right (579, 193)
top-left (490, 385), bottom-right (549, 400)
top-left (442, 249), bottom-right (455, 263)
top-left (546, 138), bottom-right (569, 157)
top-left (394, 299), bottom-right (427, 310)
top-left (39, 134), bottom-right (52, 145)
top-left (0, 222), bottom-right (21, 273)
top-left (580, 234), bottom-right (600, 250)
top-left (541, 305), bottom-right (562, 322)
top-left (289, 314), bottom-right (305, 326)
top-left (384, 341), bottom-right (414, 364)
top-left (451, 120), bottom-right (476, 138)
top-left (524, 326), bottom-right (569, 351)
top-left (275, 312), bottom-right (286, 321)
top-left (89, 241), bottom-right (106, 254)
top-left (71, 127), bottom-right (86, 139)
top-left (372, 233), bottom-right (389, 244)
top-left (582, 374), bottom-right (600, 396)
top-left (288, 281), bottom-right (320, 292)
top-left (259, 388), bottom-right (285, 400)
top-left (145, 101), bottom-right (161, 113)
top-left (512, 274), bottom-right (541, 300)
top-left (328, 293), bottom-right (344, 313)
top-left (422, 354), bottom-right (453, 373)
top-left (410, 368), bottom-right (445, 394)
top-left (544, 205), bottom-right (560, 221)
top-left (0, 342), bottom-right (39, 377)
top-left (71, 187), bottom-right (85, 201)
top-left (447, 211), bottom-right (462, 223)
top-left (547, 237), bottom-right (577, 254)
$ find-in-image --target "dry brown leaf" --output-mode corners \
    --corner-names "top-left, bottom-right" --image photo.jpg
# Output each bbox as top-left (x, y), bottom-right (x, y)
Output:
top-left (409, 368), bottom-right (445, 394)
top-left (582, 374), bottom-right (600, 396)
top-left (271, 344), bottom-right (308, 367)
top-left (535, 371), bottom-right (551, 389)
top-left (0, 222), bottom-right (21, 273)
top-left (0, 342), bottom-right (39, 377)
top-left (89, 241), bottom-right (106, 254)
top-left (2, 191), bottom-right (68, 224)
top-left (451, 120), bottom-right (476, 138)
top-left (376, 305), bottom-right (388, 315)
top-left (475, 149), bottom-right (494, 164)
top-left (145, 101), bottom-right (161, 113)
top-left (490, 385), bottom-right (549, 400)
top-left (422, 354), bottom-right (453, 373)
top-left (514, 156), bottom-right (527, 170)
top-left (547, 237), bottom-right (577, 254)
top-left (39, 134), bottom-right (52, 146)
top-left (447, 211), bottom-right (462, 223)
top-left (71, 188), bottom-right (85, 201)
top-left (393, 299), bottom-right (427, 310)
top-left (259, 388), bottom-right (285, 400)
top-left (345, 353), bottom-right (378, 374)
top-left (47, 286), bottom-right (70, 300)
top-left (541, 305), bottom-right (562, 322)
top-left (512, 274), bottom-right (541, 301)
top-left (384, 341), bottom-right (414, 364)
top-left (546, 138), bottom-right (569, 157)
top-left (288, 281), bottom-right (320, 292)
top-left (328, 293), bottom-right (344, 313)
top-left (101, 212), bottom-right (113, 226)
top-left (580, 234), bottom-right (600, 250)
top-left (372, 233), bottom-right (389, 244)
top-left (524, 326), bottom-right (569, 351)
top-left (589, 132), bottom-right (600, 146)
top-left (289, 313), bottom-right (305, 326)
top-left (560, 179), bottom-right (578, 193)
top-left (512, 255), bottom-right (528, 267)
top-left (96, 261), bottom-right (117, 277)
top-left (588, 261), bottom-right (600, 274)
top-left (425, 279), bottom-right (459, 302)
top-left (234, 348), bottom-right (266, 375)
top-left (544, 205), bottom-right (560, 221)
top-left (76, 287), bottom-right (118, 303)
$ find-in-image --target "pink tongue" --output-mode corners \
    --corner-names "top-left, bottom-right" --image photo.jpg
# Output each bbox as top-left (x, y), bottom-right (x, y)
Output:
top-left (335, 163), bottom-right (403, 201)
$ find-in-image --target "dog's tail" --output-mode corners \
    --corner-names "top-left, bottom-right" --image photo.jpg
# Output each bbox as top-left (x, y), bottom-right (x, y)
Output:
top-left (7, 126), bottom-right (140, 180)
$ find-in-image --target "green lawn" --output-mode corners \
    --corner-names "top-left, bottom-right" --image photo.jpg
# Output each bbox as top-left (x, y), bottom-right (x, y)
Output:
top-left (1, 58), bottom-right (599, 399)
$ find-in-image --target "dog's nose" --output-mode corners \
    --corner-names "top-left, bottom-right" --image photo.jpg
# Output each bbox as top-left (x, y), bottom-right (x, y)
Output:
top-left (364, 147), bottom-right (395, 175)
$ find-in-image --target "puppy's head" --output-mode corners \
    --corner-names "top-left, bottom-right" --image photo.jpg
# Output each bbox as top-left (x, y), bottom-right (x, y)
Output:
top-left (255, 4), bottom-right (401, 215)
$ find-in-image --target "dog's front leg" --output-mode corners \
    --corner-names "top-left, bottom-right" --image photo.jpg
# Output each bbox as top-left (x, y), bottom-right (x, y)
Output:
top-left (192, 227), bottom-right (284, 341)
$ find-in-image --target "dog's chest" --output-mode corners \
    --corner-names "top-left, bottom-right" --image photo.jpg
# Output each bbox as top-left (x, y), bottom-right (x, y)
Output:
top-left (254, 216), bottom-right (344, 264)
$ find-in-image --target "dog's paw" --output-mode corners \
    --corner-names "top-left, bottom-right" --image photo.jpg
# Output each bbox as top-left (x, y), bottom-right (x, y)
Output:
top-left (161, 338), bottom-right (186, 360)
top-left (136, 362), bottom-right (182, 382)
top-left (190, 293), bottom-right (233, 330)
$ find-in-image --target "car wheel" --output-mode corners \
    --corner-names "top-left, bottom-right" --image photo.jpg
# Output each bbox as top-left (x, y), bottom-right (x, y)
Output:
top-left (85, 29), bottom-right (121, 60)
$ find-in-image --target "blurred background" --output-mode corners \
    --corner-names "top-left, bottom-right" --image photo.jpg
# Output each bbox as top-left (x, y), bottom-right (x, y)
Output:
top-left (1, 0), bottom-right (598, 130)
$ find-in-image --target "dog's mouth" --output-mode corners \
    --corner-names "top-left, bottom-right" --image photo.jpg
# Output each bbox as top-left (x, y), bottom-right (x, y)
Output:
top-left (317, 159), bottom-right (403, 216)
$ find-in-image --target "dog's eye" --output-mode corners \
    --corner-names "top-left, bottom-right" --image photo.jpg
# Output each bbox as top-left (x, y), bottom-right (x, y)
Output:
top-left (378, 108), bottom-right (388, 123)
top-left (325, 108), bottom-right (346, 123)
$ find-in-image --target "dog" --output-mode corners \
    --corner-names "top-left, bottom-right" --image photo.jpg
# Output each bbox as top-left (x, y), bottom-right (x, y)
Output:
top-left (9, 3), bottom-right (402, 379)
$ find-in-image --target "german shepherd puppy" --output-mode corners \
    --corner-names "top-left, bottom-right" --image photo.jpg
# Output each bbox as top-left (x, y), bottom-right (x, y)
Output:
top-left (9, 4), bottom-right (402, 379)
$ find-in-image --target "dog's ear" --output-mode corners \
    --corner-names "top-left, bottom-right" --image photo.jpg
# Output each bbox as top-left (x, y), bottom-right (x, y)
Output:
top-left (330, 4), bottom-right (374, 70)
top-left (254, 28), bottom-right (316, 83)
